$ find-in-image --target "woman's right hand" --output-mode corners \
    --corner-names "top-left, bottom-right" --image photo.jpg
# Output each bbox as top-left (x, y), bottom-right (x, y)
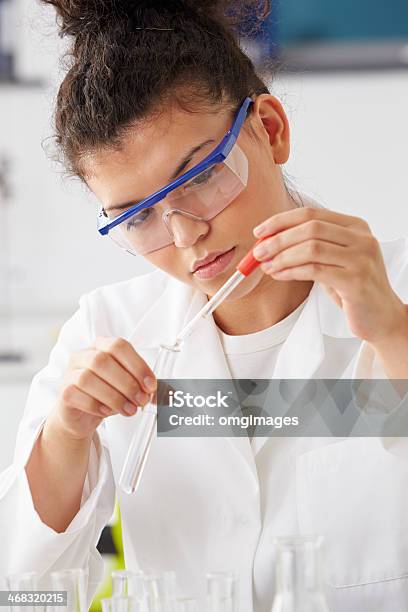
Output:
top-left (48, 337), bottom-right (157, 441)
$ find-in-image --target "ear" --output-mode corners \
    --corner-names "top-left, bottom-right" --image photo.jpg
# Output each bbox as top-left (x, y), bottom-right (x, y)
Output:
top-left (251, 94), bottom-right (290, 164)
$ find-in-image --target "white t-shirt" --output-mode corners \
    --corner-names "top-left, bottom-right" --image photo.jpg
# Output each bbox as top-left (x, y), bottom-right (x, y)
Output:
top-left (216, 298), bottom-right (308, 449)
top-left (216, 298), bottom-right (308, 380)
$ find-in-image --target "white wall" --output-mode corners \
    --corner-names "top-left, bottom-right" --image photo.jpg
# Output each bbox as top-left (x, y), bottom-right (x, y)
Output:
top-left (0, 87), bottom-right (152, 317)
top-left (0, 2), bottom-right (407, 470)
top-left (276, 71), bottom-right (408, 239)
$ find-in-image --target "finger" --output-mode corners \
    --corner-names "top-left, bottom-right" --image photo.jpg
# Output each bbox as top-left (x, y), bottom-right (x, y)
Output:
top-left (68, 369), bottom-right (140, 417)
top-left (252, 220), bottom-right (360, 262)
top-left (91, 337), bottom-right (157, 394)
top-left (253, 207), bottom-right (369, 239)
top-left (267, 263), bottom-right (350, 288)
top-left (260, 240), bottom-right (350, 273)
top-left (60, 383), bottom-right (116, 418)
top-left (73, 349), bottom-right (150, 407)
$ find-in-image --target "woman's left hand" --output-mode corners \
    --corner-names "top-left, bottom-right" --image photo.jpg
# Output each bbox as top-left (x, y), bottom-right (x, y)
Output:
top-left (252, 207), bottom-right (408, 346)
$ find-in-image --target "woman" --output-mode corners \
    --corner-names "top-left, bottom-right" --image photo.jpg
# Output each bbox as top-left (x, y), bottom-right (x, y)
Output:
top-left (1, 0), bottom-right (408, 610)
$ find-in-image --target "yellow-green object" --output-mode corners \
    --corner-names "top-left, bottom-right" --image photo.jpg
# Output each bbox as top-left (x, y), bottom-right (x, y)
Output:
top-left (90, 500), bottom-right (124, 612)
top-left (111, 502), bottom-right (125, 560)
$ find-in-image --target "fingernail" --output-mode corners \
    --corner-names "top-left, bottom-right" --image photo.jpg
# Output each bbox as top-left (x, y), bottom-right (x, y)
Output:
top-left (123, 402), bottom-right (138, 416)
top-left (143, 376), bottom-right (157, 393)
top-left (254, 224), bottom-right (266, 236)
top-left (135, 391), bottom-right (149, 406)
top-left (253, 245), bottom-right (267, 259)
top-left (262, 260), bottom-right (276, 272)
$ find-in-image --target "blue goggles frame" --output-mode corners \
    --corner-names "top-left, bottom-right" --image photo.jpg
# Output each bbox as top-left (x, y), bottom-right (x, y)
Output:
top-left (97, 96), bottom-right (254, 236)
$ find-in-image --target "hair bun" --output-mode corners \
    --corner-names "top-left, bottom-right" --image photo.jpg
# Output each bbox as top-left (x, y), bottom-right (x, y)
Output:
top-left (42, 0), bottom-right (116, 37)
top-left (42, 0), bottom-right (269, 38)
top-left (41, 0), bottom-right (217, 37)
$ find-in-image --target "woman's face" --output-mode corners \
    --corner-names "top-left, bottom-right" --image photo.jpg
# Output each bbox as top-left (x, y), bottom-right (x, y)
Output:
top-left (86, 94), bottom-right (293, 301)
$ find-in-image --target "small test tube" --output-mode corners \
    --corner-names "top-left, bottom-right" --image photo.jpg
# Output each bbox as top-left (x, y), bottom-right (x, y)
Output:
top-left (144, 572), bottom-right (178, 612)
top-left (111, 570), bottom-right (145, 599)
top-left (206, 572), bottom-right (237, 612)
top-left (176, 599), bottom-right (199, 612)
top-left (119, 344), bottom-right (180, 494)
top-left (101, 596), bottom-right (141, 612)
top-left (50, 568), bottom-right (88, 612)
top-left (6, 572), bottom-right (42, 612)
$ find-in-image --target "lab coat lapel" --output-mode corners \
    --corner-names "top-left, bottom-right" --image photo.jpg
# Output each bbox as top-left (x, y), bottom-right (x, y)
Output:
top-left (251, 283), bottom-right (356, 455)
top-left (251, 283), bottom-right (326, 456)
top-left (273, 282), bottom-right (325, 379)
top-left (176, 308), bottom-right (259, 485)
top-left (126, 274), bottom-right (196, 350)
top-left (127, 276), bottom-right (259, 486)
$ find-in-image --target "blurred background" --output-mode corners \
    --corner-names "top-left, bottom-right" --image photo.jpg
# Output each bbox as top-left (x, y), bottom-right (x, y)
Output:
top-left (0, 0), bottom-right (407, 472)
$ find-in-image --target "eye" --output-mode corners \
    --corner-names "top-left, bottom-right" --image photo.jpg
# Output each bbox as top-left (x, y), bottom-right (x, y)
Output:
top-left (125, 207), bottom-right (154, 230)
top-left (185, 166), bottom-right (216, 190)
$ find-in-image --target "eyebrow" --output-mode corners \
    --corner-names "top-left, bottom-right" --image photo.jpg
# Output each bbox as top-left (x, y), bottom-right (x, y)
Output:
top-left (105, 138), bottom-right (216, 213)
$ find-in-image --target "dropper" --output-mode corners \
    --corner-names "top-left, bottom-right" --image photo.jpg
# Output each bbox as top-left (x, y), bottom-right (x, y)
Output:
top-left (172, 238), bottom-right (263, 349)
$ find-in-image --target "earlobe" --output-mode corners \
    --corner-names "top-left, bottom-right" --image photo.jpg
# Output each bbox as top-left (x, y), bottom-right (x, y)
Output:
top-left (253, 94), bottom-right (290, 165)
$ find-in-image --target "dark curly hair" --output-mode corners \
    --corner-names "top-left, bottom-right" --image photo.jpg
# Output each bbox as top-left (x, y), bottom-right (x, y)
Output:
top-left (42, 0), bottom-right (272, 178)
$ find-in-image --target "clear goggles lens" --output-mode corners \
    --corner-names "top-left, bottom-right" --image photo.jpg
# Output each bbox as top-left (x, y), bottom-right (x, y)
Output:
top-left (105, 142), bottom-right (248, 255)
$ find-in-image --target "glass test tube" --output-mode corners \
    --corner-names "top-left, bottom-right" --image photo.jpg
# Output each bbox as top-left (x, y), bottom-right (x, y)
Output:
top-left (271, 536), bottom-right (330, 612)
top-left (111, 570), bottom-right (145, 598)
top-left (206, 572), bottom-right (237, 612)
top-left (176, 599), bottom-right (199, 612)
top-left (101, 596), bottom-right (141, 612)
top-left (6, 572), bottom-right (43, 612)
top-left (119, 260), bottom-right (252, 495)
top-left (119, 344), bottom-right (180, 494)
top-left (111, 570), bottom-right (148, 612)
top-left (50, 568), bottom-right (88, 612)
top-left (6, 571), bottom-right (38, 590)
top-left (144, 572), bottom-right (178, 612)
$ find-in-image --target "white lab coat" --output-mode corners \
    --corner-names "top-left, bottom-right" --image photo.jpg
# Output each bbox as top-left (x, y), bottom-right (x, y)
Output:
top-left (1, 224), bottom-right (408, 612)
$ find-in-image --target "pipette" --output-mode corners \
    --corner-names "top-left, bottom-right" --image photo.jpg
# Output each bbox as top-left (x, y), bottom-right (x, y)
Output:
top-left (172, 238), bottom-right (264, 349)
top-left (119, 236), bottom-right (266, 494)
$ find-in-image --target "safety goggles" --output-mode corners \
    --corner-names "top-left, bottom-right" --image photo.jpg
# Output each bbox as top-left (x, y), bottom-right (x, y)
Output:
top-left (97, 96), bottom-right (254, 255)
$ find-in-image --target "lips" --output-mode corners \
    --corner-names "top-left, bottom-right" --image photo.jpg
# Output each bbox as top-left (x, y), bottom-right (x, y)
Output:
top-left (192, 250), bottom-right (231, 273)
top-left (192, 247), bottom-right (236, 280)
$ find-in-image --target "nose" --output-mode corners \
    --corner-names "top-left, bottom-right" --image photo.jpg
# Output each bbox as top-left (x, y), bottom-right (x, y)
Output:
top-left (163, 209), bottom-right (210, 248)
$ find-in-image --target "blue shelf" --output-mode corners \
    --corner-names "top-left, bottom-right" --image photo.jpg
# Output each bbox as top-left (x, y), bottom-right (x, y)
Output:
top-left (246, 0), bottom-right (408, 71)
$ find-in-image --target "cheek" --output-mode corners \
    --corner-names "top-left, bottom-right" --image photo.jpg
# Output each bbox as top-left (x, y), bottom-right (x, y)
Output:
top-left (225, 156), bottom-right (282, 227)
top-left (218, 183), bottom-right (272, 238)
top-left (145, 246), bottom-right (190, 281)
top-left (244, 146), bottom-right (284, 211)
top-left (146, 247), bottom-right (176, 272)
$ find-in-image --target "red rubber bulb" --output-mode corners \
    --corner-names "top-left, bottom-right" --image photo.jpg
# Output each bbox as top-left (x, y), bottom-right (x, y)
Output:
top-left (237, 235), bottom-right (271, 276)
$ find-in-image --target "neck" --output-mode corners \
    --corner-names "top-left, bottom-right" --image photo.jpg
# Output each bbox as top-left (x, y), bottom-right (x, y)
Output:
top-left (211, 275), bottom-right (313, 336)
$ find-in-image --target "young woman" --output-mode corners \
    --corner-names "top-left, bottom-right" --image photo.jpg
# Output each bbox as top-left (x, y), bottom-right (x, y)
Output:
top-left (1, 1), bottom-right (408, 610)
